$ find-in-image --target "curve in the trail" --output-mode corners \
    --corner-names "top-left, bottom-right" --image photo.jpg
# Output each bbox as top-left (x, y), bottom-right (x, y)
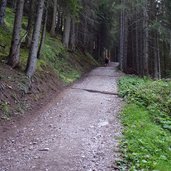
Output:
top-left (0, 62), bottom-right (124, 171)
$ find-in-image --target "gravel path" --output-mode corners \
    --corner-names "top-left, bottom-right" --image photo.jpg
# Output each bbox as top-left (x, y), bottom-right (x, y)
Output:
top-left (0, 62), bottom-right (124, 171)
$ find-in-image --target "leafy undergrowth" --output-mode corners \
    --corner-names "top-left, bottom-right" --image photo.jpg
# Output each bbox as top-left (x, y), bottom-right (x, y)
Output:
top-left (0, 8), bottom-right (98, 119)
top-left (118, 76), bottom-right (171, 171)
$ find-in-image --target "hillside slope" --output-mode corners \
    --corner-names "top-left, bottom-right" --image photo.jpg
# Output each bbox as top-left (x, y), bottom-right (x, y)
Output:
top-left (0, 8), bottom-right (98, 120)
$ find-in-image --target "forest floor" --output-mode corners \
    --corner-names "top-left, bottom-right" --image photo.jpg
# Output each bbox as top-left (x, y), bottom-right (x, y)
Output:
top-left (0, 62), bottom-right (124, 171)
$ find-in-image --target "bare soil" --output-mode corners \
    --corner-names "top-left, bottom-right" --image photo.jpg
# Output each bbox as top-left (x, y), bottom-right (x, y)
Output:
top-left (0, 63), bottom-right (63, 113)
top-left (0, 63), bottom-right (124, 171)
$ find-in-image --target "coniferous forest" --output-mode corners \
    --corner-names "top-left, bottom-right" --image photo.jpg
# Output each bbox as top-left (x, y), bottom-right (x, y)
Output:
top-left (0, 0), bottom-right (171, 170)
top-left (0, 0), bottom-right (171, 78)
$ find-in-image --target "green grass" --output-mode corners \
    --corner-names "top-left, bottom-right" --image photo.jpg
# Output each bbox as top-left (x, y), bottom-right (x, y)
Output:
top-left (118, 76), bottom-right (171, 171)
top-left (41, 35), bottom-right (81, 84)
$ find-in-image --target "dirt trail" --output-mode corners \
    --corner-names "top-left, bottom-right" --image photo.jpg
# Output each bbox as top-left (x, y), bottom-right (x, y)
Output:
top-left (0, 63), bottom-right (124, 171)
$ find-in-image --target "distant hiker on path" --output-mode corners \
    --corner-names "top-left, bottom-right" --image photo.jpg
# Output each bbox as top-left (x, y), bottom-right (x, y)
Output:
top-left (105, 56), bottom-right (109, 66)
top-left (103, 48), bottom-right (111, 66)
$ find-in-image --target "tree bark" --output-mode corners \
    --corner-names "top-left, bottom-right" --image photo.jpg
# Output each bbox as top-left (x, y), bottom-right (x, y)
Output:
top-left (25, 0), bottom-right (35, 48)
top-left (50, 0), bottom-right (57, 36)
top-left (70, 18), bottom-right (76, 51)
top-left (26, 0), bottom-right (45, 78)
top-left (37, 4), bottom-right (47, 59)
top-left (57, 8), bottom-right (63, 35)
top-left (0, 0), bottom-right (7, 26)
top-left (143, 1), bottom-right (149, 76)
top-left (12, 0), bottom-right (17, 9)
top-left (154, 32), bottom-right (161, 79)
top-left (83, 15), bottom-right (87, 48)
top-left (63, 12), bottom-right (71, 48)
top-left (169, 32), bottom-right (171, 58)
top-left (8, 0), bottom-right (25, 68)
top-left (123, 11), bottom-right (128, 72)
top-left (119, 0), bottom-right (123, 71)
top-left (119, 0), bottom-right (125, 71)
top-left (135, 11), bottom-right (140, 75)
top-left (139, 18), bottom-right (144, 76)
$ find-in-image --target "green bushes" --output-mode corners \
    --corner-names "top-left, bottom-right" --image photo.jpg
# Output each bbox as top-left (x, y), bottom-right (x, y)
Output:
top-left (118, 76), bottom-right (171, 170)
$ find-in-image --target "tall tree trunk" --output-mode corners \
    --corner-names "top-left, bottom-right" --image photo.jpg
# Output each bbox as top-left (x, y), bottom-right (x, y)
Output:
top-left (83, 15), bottom-right (87, 48)
top-left (119, 0), bottom-right (127, 72)
top-left (26, 0), bottom-right (45, 77)
top-left (59, 12), bottom-right (64, 35)
top-left (97, 33), bottom-right (101, 59)
top-left (63, 12), bottom-right (71, 48)
top-left (57, 8), bottom-right (63, 35)
top-left (0, 0), bottom-right (7, 26)
top-left (154, 32), bottom-right (161, 79)
top-left (143, 1), bottom-right (149, 76)
top-left (8, 0), bottom-right (25, 68)
top-left (131, 24), bottom-right (135, 71)
top-left (37, 4), bottom-right (47, 59)
top-left (169, 32), bottom-right (171, 58)
top-left (119, 0), bottom-right (124, 71)
top-left (50, 0), bottom-right (57, 36)
top-left (11, 0), bottom-right (17, 9)
top-left (135, 12), bottom-right (140, 75)
top-left (25, 0), bottom-right (35, 48)
top-left (70, 18), bottom-right (76, 51)
top-left (139, 19), bottom-right (144, 76)
top-left (123, 11), bottom-right (128, 72)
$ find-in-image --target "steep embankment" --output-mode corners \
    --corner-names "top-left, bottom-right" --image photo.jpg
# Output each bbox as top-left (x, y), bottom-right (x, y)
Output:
top-left (0, 8), bottom-right (98, 120)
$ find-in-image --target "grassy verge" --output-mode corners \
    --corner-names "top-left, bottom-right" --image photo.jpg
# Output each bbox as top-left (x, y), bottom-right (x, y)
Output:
top-left (118, 76), bottom-right (171, 171)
